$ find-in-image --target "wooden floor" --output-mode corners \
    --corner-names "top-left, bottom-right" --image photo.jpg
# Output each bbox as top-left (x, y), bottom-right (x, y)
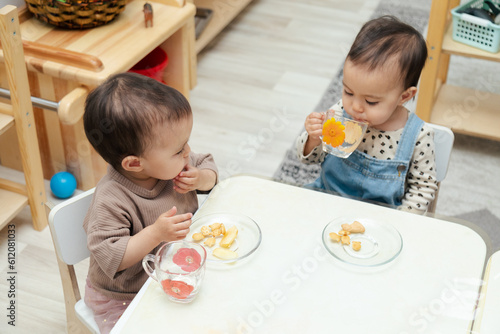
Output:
top-left (0, 1), bottom-right (384, 332)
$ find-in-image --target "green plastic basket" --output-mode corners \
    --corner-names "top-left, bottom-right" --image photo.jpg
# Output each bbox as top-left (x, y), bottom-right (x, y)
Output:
top-left (451, 0), bottom-right (500, 53)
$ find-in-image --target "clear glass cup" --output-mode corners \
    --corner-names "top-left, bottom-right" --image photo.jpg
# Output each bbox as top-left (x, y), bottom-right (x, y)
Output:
top-left (321, 109), bottom-right (368, 158)
top-left (143, 240), bottom-right (207, 303)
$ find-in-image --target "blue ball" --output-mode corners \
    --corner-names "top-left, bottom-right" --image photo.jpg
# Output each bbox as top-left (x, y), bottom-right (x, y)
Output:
top-left (50, 172), bottom-right (77, 199)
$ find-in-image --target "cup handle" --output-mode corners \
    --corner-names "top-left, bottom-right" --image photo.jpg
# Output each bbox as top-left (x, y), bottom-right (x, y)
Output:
top-left (142, 254), bottom-right (158, 282)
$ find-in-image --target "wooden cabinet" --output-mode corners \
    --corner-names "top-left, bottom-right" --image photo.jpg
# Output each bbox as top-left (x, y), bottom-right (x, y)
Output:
top-left (0, 1), bottom-right (196, 190)
top-left (194, 0), bottom-right (254, 53)
top-left (416, 0), bottom-right (500, 141)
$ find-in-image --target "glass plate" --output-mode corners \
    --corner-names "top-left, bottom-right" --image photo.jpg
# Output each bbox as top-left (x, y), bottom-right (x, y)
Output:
top-left (187, 212), bottom-right (262, 264)
top-left (322, 217), bottom-right (403, 267)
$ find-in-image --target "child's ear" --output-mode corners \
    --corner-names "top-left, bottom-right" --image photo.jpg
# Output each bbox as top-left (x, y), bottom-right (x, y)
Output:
top-left (121, 155), bottom-right (143, 172)
top-left (400, 86), bottom-right (417, 105)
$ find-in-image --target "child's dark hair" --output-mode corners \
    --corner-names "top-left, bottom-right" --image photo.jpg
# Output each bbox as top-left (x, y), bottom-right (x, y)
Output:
top-left (347, 15), bottom-right (428, 89)
top-left (84, 72), bottom-right (192, 170)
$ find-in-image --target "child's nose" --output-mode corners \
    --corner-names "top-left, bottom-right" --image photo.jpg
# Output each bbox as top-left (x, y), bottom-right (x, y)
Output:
top-left (183, 144), bottom-right (191, 157)
top-left (352, 99), bottom-right (364, 113)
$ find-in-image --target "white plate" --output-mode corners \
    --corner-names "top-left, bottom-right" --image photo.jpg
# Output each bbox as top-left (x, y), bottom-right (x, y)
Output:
top-left (188, 212), bottom-right (262, 265)
top-left (322, 217), bottom-right (403, 267)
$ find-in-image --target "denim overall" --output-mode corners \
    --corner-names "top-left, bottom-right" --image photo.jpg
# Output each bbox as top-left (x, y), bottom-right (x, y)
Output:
top-left (308, 112), bottom-right (424, 206)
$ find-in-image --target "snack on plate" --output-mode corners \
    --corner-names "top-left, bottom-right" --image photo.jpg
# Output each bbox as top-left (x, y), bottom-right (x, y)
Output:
top-left (191, 222), bottom-right (239, 259)
top-left (192, 233), bottom-right (204, 241)
top-left (201, 226), bottom-right (211, 237)
top-left (330, 220), bottom-right (365, 251)
top-left (220, 226), bottom-right (238, 248)
top-left (209, 223), bottom-right (221, 230)
top-left (341, 223), bottom-right (352, 232)
top-left (211, 228), bottom-right (222, 237)
top-left (192, 223), bottom-right (228, 242)
top-left (350, 221), bottom-right (365, 233)
top-left (204, 237), bottom-right (216, 247)
top-left (352, 241), bottom-right (362, 251)
top-left (213, 248), bottom-right (238, 260)
top-left (329, 232), bottom-right (341, 242)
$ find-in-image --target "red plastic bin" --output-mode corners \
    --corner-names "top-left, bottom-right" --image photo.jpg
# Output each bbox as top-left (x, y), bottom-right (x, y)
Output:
top-left (128, 47), bottom-right (168, 83)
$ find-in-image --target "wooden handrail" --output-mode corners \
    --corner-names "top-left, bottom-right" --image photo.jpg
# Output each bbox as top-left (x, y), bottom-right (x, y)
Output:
top-left (0, 39), bottom-right (104, 72)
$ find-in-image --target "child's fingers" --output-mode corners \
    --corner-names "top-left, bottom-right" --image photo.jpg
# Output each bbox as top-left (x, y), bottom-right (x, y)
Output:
top-left (173, 221), bottom-right (191, 239)
top-left (178, 213), bottom-right (193, 223)
top-left (176, 176), bottom-right (195, 186)
top-left (173, 181), bottom-right (193, 194)
top-left (306, 123), bottom-right (323, 135)
top-left (177, 164), bottom-right (195, 178)
top-left (174, 219), bottom-right (191, 231)
top-left (309, 122), bottom-right (323, 130)
top-left (162, 211), bottom-right (192, 223)
top-left (173, 175), bottom-right (198, 192)
top-left (305, 118), bottom-right (321, 126)
top-left (307, 112), bottom-right (324, 121)
top-left (175, 226), bottom-right (191, 239)
top-left (163, 206), bottom-right (177, 217)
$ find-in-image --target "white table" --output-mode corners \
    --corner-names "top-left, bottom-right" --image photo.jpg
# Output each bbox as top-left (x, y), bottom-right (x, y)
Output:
top-left (111, 175), bottom-right (488, 333)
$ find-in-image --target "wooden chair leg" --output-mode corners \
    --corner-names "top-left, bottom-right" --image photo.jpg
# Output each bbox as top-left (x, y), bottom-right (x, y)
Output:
top-left (56, 258), bottom-right (93, 334)
top-left (46, 204), bottom-right (93, 334)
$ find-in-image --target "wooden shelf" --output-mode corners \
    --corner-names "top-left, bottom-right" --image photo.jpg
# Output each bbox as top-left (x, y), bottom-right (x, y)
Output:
top-left (194, 0), bottom-right (253, 53)
top-left (431, 84), bottom-right (500, 141)
top-left (0, 113), bottom-right (14, 136)
top-left (416, 0), bottom-right (500, 142)
top-left (14, 2), bottom-right (195, 88)
top-left (0, 188), bottom-right (28, 230)
top-left (442, 23), bottom-right (500, 62)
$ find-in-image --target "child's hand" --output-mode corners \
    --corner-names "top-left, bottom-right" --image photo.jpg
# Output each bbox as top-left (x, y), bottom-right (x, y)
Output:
top-left (304, 112), bottom-right (325, 155)
top-left (305, 112), bottom-right (325, 140)
top-left (173, 164), bottom-right (216, 193)
top-left (154, 206), bottom-right (192, 242)
top-left (118, 207), bottom-right (192, 271)
top-left (173, 164), bottom-right (201, 194)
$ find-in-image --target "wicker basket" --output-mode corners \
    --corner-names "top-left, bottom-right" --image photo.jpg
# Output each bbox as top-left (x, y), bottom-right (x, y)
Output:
top-left (25, 0), bottom-right (127, 29)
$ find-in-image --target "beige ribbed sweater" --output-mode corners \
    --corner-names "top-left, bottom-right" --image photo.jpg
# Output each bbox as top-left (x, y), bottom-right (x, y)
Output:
top-left (83, 152), bottom-right (217, 300)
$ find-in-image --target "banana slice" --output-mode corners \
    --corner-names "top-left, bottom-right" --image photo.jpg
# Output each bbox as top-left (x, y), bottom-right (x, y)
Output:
top-left (213, 247), bottom-right (238, 260)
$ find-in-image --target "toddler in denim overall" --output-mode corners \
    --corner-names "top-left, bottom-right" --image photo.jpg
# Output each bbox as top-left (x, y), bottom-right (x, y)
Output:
top-left (296, 16), bottom-right (438, 214)
top-left (309, 111), bottom-right (423, 207)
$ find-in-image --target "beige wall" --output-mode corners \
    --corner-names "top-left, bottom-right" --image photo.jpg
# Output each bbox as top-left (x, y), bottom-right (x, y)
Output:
top-left (0, 0), bottom-right (25, 9)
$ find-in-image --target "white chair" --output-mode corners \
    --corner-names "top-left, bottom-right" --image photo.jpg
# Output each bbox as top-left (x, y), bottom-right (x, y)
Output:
top-left (427, 123), bottom-right (454, 213)
top-left (48, 188), bottom-right (99, 334)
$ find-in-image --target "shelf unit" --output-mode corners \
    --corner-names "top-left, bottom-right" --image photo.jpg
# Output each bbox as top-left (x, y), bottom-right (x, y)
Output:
top-left (0, 185), bottom-right (28, 229)
top-left (194, 0), bottom-right (253, 53)
top-left (0, 5), bottom-right (47, 231)
top-left (416, 0), bottom-right (500, 141)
